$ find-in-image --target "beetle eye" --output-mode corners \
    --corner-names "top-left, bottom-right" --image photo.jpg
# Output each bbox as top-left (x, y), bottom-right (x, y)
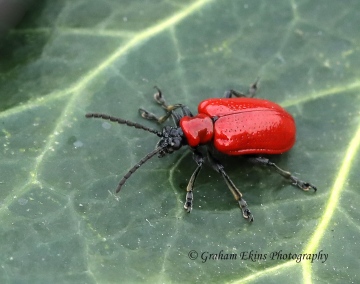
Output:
top-left (172, 139), bottom-right (181, 149)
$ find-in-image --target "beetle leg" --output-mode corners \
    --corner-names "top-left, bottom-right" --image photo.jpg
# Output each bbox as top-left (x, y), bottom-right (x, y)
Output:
top-left (184, 150), bottom-right (204, 213)
top-left (207, 152), bottom-right (254, 222)
top-left (140, 86), bottom-right (192, 124)
top-left (224, 89), bottom-right (247, 98)
top-left (249, 156), bottom-right (317, 191)
top-left (218, 165), bottom-right (254, 222)
top-left (248, 78), bottom-right (259, 97)
top-left (153, 86), bottom-right (185, 115)
top-left (139, 108), bottom-right (161, 121)
top-left (224, 78), bottom-right (259, 98)
top-left (153, 86), bottom-right (166, 107)
top-left (155, 87), bottom-right (193, 123)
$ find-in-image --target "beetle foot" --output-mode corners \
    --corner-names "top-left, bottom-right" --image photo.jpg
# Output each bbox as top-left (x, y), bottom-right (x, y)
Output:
top-left (139, 108), bottom-right (158, 121)
top-left (184, 202), bottom-right (192, 213)
top-left (291, 177), bottom-right (317, 192)
top-left (248, 77), bottom-right (259, 97)
top-left (184, 191), bottom-right (193, 213)
top-left (238, 199), bottom-right (254, 222)
top-left (153, 86), bottom-right (166, 105)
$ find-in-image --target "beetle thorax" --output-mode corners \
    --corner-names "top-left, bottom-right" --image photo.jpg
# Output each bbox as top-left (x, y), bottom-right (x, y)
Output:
top-left (156, 126), bottom-right (185, 157)
top-left (179, 114), bottom-right (214, 147)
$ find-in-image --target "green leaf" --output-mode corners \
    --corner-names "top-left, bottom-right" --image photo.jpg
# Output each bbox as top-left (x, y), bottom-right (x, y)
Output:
top-left (1, 0), bottom-right (359, 283)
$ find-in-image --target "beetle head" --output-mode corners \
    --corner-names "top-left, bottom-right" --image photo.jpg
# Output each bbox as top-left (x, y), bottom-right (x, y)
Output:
top-left (156, 126), bottom-right (185, 157)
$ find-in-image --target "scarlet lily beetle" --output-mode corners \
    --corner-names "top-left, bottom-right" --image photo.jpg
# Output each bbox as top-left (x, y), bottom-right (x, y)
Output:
top-left (85, 81), bottom-right (316, 222)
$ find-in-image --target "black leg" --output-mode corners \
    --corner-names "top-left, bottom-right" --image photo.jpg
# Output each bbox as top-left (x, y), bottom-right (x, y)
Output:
top-left (248, 156), bottom-right (317, 191)
top-left (153, 86), bottom-right (167, 107)
top-left (139, 86), bottom-right (192, 124)
top-left (184, 150), bottom-right (204, 213)
top-left (224, 78), bottom-right (259, 98)
top-left (207, 151), bottom-right (254, 222)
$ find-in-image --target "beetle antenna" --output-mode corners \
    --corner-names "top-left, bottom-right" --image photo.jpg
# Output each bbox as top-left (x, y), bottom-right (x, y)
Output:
top-left (85, 113), bottom-right (162, 136)
top-left (116, 147), bottom-right (162, 193)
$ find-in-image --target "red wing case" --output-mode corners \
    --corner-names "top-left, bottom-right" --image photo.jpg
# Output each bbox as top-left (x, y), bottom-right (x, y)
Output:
top-left (198, 98), bottom-right (296, 155)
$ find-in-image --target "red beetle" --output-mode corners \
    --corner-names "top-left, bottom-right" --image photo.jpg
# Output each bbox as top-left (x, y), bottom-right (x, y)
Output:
top-left (86, 81), bottom-right (316, 222)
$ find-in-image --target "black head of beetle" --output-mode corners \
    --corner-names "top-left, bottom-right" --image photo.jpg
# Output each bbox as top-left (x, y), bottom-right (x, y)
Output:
top-left (156, 126), bottom-right (185, 157)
